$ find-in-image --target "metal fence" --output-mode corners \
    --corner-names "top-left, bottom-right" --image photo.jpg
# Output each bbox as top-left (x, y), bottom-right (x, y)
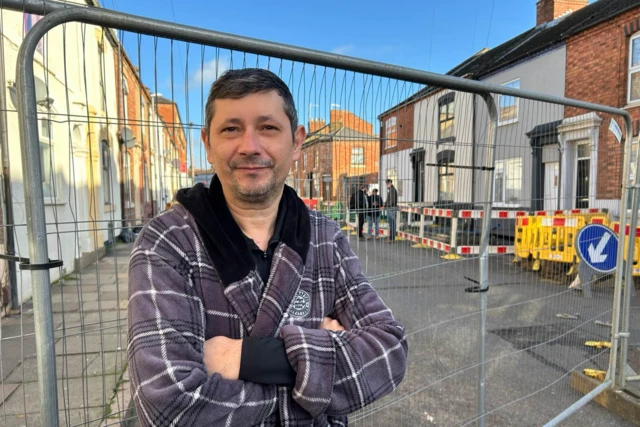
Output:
top-left (0, 0), bottom-right (638, 426)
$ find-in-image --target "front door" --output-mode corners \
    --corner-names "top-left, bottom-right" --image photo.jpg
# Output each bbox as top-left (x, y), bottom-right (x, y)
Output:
top-left (544, 162), bottom-right (558, 211)
top-left (575, 144), bottom-right (590, 209)
top-left (412, 151), bottom-right (425, 203)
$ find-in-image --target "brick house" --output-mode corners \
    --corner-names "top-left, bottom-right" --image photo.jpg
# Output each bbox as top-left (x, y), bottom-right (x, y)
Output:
top-left (155, 96), bottom-right (188, 204)
top-left (560, 0), bottom-right (640, 210)
top-left (290, 110), bottom-right (378, 204)
top-left (382, 0), bottom-right (640, 219)
top-left (114, 51), bottom-right (151, 226)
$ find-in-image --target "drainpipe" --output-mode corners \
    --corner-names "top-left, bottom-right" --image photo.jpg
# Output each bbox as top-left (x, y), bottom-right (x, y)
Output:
top-left (0, 35), bottom-right (18, 311)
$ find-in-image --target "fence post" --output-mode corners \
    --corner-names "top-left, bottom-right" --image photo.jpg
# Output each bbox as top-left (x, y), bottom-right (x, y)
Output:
top-left (15, 17), bottom-right (60, 427)
top-left (617, 129), bottom-right (640, 389)
top-left (475, 93), bottom-right (498, 427)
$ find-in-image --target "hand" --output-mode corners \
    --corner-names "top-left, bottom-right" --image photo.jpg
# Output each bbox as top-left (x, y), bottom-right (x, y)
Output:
top-left (320, 316), bottom-right (345, 331)
top-left (203, 336), bottom-right (242, 380)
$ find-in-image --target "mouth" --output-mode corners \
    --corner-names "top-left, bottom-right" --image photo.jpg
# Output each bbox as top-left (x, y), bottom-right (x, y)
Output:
top-left (236, 166), bottom-right (268, 171)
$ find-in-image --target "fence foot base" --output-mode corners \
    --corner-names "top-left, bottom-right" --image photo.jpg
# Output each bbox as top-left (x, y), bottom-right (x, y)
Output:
top-left (512, 256), bottom-right (522, 263)
top-left (532, 259), bottom-right (541, 271)
top-left (411, 243), bottom-right (427, 249)
top-left (441, 253), bottom-right (462, 260)
top-left (570, 371), bottom-right (640, 426)
top-left (567, 264), bottom-right (577, 276)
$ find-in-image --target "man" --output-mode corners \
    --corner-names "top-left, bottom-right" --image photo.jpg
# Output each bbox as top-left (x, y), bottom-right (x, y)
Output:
top-left (128, 69), bottom-right (407, 426)
top-left (367, 188), bottom-right (382, 238)
top-left (385, 179), bottom-right (398, 242)
top-left (348, 183), bottom-right (369, 239)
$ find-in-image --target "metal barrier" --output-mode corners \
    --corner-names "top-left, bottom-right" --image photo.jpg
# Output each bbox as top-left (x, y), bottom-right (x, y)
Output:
top-left (1, 0), bottom-right (639, 426)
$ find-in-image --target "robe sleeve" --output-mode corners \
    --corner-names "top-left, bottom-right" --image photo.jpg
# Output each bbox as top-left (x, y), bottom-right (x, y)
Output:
top-left (280, 225), bottom-right (408, 417)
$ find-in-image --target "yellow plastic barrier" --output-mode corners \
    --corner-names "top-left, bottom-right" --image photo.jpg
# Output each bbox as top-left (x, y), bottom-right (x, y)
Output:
top-left (538, 216), bottom-right (583, 264)
top-left (611, 222), bottom-right (640, 276)
top-left (514, 216), bottom-right (539, 261)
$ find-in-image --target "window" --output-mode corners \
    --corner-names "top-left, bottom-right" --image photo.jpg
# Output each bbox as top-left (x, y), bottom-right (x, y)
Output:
top-left (98, 45), bottom-right (107, 112)
top-left (438, 93), bottom-right (455, 142)
top-left (303, 151), bottom-right (307, 170)
top-left (124, 151), bottom-right (133, 208)
top-left (498, 79), bottom-right (519, 125)
top-left (101, 140), bottom-right (112, 205)
top-left (122, 78), bottom-right (129, 122)
top-left (39, 118), bottom-right (55, 198)
top-left (141, 98), bottom-right (146, 140)
top-left (494, 158), bottom-right (522, 206)
top-left (293, 160), bottom-right (298, 171)
top-left (437, 152), bottom-right (455, 202)
top-left (351, 147), bottom-right (364, 166)
top-left (384, 116), bottom-right (397, 149)
top-left (143, 161), bottom-right (149, 204)
top-left (629, 34), bottom-right (640, 103)
top-left (315, 148), bottom-right (319, 170)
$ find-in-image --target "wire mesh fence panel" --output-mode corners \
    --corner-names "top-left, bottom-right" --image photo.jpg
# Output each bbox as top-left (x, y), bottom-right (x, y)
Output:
top-left (1, 1), bottom-right (638, 426)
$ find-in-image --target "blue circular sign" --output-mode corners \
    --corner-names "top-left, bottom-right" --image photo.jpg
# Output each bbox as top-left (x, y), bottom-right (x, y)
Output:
top-left (576, 224), bottom-right (618, 274)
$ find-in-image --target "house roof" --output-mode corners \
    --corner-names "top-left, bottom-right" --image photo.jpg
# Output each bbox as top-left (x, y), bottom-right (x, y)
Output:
top-left (304, 122), bottom-right (375, 145)
top-left (452, 0), bottom-right (639, 79)
top-left (379, 0), bottom-right (640, 118)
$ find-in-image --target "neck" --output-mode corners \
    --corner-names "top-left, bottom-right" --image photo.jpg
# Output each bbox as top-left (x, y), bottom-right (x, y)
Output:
top-left (224, 187), bottom-right (283, 251)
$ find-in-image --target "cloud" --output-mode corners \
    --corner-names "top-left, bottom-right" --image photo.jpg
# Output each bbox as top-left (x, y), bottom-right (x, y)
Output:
top-left (331, 44), bottom-right (355, 55)
top-left (190, 56), bottom-right (230, 88)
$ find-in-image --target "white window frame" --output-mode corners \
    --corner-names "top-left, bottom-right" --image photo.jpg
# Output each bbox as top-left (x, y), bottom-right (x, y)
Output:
top-left (303, 151), bottom-right (307, 170)
top-left (493, 157), bottom-right (522, 207)
top-left (384, 116), bottom-right (397, 149)
top-left (124, 150), bottom-right (134, 209)
top-left (39, 115), bottom-right (56, 199)
top-left (351, 147), bottom-right (364, 166)
top-left (628, 33), bottom-right (640, 104)
top-left (101, 140), bottom-right (112, 206)
top-left (122, 78), bottom-right (129, 122)
top-left (315, 148), bottom-right (319, 170)
top-left (498, 79), bottom-right (520, 126)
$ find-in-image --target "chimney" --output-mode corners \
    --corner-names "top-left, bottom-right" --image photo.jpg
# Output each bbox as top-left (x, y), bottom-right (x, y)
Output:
top-left (308, 119), bottom-right (326, 133)
top-left (536, 0), bottom-right (588, 26)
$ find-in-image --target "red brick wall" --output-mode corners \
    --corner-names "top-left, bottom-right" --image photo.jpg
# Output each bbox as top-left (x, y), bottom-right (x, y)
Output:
top-left (536, 0), bottom-right (588, 26)
top-left (380, 102), bottom-right (415, 155)
top-left (330, 110), bottom-right (373, 135)
top-left (296, 141), bottom-right (333, 199)
top-left (308, 119), bottom-right (326, 133)
top-left (565, 6), bottom-right (640, 200)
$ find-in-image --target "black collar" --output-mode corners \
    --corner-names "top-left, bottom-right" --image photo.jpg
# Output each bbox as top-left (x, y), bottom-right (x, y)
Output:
top-left (176, 175), bottom-right (310, 286)
top-left (243, 196), bottom-right (287, 252)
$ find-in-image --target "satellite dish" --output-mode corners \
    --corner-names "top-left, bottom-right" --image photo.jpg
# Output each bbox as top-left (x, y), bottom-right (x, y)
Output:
top-left (120, 127), bottom-right (136, 148)
top-left (8, 77), bottom-right (54, 109)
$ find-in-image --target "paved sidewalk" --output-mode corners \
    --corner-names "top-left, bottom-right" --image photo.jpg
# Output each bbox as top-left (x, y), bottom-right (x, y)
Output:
top-left (1, 242), bottom-right (134, 427)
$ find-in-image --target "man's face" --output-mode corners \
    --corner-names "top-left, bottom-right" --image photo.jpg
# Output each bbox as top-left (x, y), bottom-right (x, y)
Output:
top-left (386, 182), bottom-right (391, 189)
top-left (202, 91), bottom-right (305, 204)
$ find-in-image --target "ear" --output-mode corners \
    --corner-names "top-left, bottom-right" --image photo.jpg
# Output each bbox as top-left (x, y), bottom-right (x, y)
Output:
top-left (202, 128), bottom-right (215, 165)
top-left (292, 125), bottom-right (306, 161)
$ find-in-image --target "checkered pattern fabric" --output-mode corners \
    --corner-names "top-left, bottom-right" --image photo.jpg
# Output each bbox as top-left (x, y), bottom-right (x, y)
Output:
top-left (128, 205), bottom-right (407, 426)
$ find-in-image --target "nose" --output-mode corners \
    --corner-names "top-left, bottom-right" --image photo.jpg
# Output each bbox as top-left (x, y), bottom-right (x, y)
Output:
top-left (238, 128), bottom-right (262, 156)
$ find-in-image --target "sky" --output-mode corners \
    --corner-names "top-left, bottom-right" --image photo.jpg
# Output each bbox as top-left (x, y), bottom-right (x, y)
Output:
top-left (96, 0), bottom-right (588, 169)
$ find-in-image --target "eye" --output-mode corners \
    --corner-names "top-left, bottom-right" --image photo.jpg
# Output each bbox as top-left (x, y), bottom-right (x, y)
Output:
top-left (262, 125), bottom-right (278, 131)
top-left (221, 126), bottom-right (239, 133)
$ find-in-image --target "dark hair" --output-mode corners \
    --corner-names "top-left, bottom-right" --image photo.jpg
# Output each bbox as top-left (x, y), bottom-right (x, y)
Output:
top-left (204, 68), bottom-right (298, 137)
top-left (372, 189), bottom-right (379, 193)
top-left (386, 179), bottom-right (393, 184)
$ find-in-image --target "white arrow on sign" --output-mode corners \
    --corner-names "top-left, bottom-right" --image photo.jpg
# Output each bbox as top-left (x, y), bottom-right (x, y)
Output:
top-left (588, 233), bottom-right (611, 263)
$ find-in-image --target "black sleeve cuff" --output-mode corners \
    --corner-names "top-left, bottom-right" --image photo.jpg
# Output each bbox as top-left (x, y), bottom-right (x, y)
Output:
top-left (239, 336), bottom-right (296, 386)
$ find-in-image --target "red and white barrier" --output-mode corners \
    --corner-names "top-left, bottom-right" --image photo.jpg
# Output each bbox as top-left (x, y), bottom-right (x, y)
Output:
top-left (533, 208), bottom-right (604, 216)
